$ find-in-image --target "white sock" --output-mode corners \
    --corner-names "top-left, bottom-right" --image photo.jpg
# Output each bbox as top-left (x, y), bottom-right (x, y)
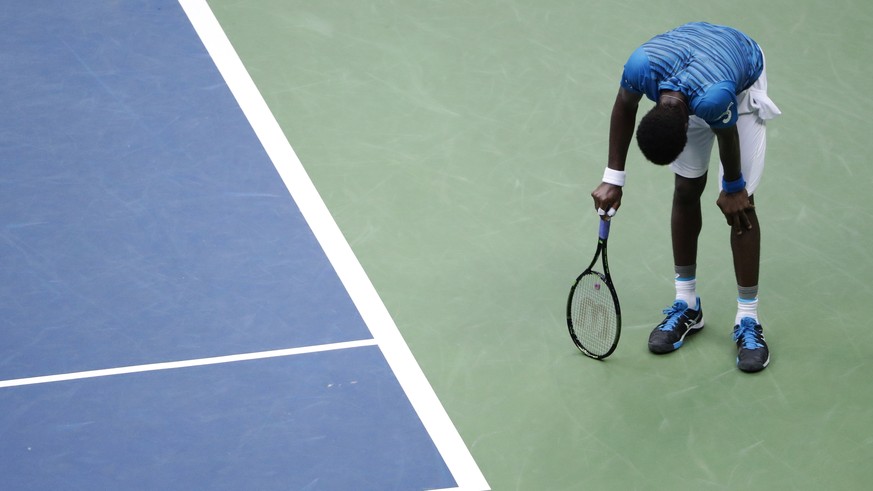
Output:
top-left (736, 298), bottom-right (759, 325)
top-left (675, 277), bottom-right (698, 310)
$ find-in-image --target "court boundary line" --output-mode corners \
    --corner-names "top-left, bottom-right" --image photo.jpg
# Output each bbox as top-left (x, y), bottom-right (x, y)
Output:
top-left (177, 1), bottom-right (489, 490)
top-left (0, 339), bottom-right (377, 389)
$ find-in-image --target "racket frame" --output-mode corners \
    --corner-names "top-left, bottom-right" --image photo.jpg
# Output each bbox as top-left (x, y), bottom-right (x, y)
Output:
top-left (566, 219), bottom-right (622, 360)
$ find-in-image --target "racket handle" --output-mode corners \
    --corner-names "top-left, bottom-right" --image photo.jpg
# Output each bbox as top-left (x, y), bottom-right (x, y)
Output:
top-left (599, 217), bottom-right (611, 239)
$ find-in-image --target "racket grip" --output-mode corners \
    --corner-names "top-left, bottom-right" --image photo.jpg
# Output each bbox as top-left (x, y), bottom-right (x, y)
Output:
top-left (599, 218), bottom-right (611, 239)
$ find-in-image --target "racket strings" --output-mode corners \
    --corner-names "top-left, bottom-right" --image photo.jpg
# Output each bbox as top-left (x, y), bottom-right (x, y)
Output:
top-left (570, 273), bottom-right (618, 356)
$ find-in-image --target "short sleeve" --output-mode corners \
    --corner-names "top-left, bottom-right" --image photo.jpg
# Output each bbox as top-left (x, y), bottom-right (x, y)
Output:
top-left (620, 46), bottom-right (649, 95)
top-left (692, 81), bottom-right (739, 128)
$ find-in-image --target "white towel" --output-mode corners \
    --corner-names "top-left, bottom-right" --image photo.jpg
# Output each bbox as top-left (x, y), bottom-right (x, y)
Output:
top-left (747, 89), bottom-right (782, 120)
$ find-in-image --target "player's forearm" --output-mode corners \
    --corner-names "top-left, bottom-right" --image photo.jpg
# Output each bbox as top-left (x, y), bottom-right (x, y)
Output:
top-left (714, 126), bottom-right (742, 182)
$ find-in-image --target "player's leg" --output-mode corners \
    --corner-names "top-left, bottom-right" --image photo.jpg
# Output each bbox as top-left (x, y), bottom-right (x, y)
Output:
top-left (730, 194), bottom-right (760, 293)
top-left (722, 86), bottom-right (774, 372)
top-left (648, 118), bottom-right (712, 354)
top-left (671, 173), bottom-right (706, 277)
top-left (724, 142), bottom-right (768, 371)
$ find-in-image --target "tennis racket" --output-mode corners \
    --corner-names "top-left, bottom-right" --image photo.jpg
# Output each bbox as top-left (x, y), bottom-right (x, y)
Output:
top-left (566, 218), bottom-right (621, 360)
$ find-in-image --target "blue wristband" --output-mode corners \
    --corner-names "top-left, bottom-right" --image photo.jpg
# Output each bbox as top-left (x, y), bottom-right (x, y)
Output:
top-left (722, 174), bottom-right (746, 194)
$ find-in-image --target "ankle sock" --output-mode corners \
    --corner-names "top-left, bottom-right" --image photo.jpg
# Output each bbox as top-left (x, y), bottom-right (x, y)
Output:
top-left (674, 265), bottom-right (698, 310)
top-left (736, 285), bottom-right (759, 325)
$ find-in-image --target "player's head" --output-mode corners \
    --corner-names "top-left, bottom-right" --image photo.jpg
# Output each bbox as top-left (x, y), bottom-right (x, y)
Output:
top-left (636, 104), bottom-right (688, 165)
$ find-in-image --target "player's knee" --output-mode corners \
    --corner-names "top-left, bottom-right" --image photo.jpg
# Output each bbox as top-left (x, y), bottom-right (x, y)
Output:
top-left (673, 175), bottom-right (706, 204)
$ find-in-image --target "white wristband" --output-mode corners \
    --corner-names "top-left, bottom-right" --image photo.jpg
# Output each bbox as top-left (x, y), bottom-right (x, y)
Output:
top-left (602, 167), bottom-right (626, 187)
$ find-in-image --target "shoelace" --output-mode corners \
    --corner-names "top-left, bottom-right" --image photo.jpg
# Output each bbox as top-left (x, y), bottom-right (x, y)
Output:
top-left (733, 318), bottom-right (762, 349)
top-left (658, 301), bottom-right (688, 332)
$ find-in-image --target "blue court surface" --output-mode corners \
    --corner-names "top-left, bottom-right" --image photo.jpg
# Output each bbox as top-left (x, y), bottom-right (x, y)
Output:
top-left (0, 2), bottom-right (487, 490)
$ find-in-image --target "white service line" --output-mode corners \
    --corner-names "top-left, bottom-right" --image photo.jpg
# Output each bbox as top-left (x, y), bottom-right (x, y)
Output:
top-left (177, 1), bottom-right (489, 490)
top-left (0, 339), bottom-right (377, 389)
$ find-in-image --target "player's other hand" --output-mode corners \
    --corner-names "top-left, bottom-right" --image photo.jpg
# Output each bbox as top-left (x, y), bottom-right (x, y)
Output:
top-left (591, 182), bottom-right (622, 219)
top-left (716, 189), bottom-right (754, 235)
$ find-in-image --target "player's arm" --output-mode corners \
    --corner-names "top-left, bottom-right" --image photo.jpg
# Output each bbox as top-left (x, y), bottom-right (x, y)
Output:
top-left (591, 87), bottom-right (642, 216)
top-left (607, 87), bottom-right (642, 171)
top-left (713, 125), bottom-right (754, 234)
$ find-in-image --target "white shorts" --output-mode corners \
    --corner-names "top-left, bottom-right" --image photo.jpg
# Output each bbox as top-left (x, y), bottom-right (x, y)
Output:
top-left (669, 53), bottom-right (781, 195)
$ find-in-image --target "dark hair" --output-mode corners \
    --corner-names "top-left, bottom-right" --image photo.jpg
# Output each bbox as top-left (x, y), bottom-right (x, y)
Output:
top-left (636, 104), bottom-right (688, 165)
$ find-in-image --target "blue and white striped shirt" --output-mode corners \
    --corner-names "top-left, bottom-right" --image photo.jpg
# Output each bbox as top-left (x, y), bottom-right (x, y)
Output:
top-left (620, 22), bottom-right (763, 128)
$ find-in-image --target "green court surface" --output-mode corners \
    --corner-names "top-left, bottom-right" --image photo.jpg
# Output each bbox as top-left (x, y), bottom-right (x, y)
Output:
top-left (208, 1), bottom-right (873, 489)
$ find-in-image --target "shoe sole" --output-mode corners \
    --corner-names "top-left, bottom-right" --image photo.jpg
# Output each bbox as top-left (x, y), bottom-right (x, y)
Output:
top-left (648, 318), bottom-right (705, 354)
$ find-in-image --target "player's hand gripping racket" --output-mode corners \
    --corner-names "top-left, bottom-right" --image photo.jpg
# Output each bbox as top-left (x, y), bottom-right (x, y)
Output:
top-left (566, 218), bottom-right (621, 359)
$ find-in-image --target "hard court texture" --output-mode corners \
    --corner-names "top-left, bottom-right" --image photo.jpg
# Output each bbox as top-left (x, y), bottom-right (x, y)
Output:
top-left (180, 1), bottom-right (873, 489)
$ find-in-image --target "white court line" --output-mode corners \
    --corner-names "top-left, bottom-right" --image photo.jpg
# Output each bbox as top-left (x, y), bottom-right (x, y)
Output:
top-left (178, 1), bottom-right (489, 490)
top-left (0, 339), bottom-right (377, 389)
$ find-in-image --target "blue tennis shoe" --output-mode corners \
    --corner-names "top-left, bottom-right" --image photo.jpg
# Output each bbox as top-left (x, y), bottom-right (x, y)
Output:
top-left (648, 298), bottom-right (704, 354)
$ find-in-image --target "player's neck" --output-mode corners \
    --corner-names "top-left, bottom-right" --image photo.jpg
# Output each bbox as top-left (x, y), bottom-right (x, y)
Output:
top-left (659, 91), bottom-right (688, 112)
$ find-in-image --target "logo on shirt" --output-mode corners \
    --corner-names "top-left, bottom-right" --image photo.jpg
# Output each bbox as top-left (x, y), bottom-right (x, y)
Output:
top-left (720, 102), bottom-right (735, 124)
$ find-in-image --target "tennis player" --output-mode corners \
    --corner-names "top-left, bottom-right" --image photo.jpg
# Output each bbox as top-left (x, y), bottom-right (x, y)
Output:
top-left (590, 22), bottom-right (781, 372)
